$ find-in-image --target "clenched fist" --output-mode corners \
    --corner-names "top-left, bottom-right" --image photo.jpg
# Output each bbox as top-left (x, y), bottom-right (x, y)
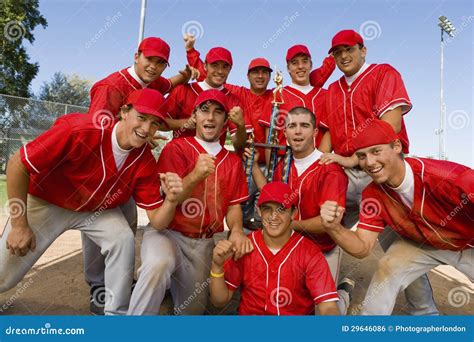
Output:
top-left (212, 240), bottom-right (235, 268)
top-left (320, 200), bottom-right (345, 231)
top-left (160, 172), bottom-right (184, 203)
top-left (228, 106), bottom-right (245, 128)
top-left (192, 154), bottom-right (216, 181)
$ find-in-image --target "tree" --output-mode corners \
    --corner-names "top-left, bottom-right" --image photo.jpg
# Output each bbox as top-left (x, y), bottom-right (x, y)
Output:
top-left (38, 72), bottom-right (92, 107)
top-left (0, 0), bottom-right (47, 97)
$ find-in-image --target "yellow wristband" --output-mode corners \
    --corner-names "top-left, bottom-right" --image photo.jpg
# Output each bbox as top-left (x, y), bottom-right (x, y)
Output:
top-left (210, 270), bottom-right (225, 278)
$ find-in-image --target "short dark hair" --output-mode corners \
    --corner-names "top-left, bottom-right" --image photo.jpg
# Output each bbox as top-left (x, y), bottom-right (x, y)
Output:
top-left (193, 100), bottom-right (228, 119)
top-left (288, 106), bottom-right (316, 128)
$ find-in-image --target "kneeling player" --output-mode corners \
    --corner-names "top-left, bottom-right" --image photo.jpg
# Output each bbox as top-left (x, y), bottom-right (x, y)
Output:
top-left (210, 182), bottom-right (340, 315)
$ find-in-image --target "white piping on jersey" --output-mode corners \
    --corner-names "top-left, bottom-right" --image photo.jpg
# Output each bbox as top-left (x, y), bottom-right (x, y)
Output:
top-left (276, 235), bottom-right (304, 315)
top-left (295, 166), bottom-right (319, 216)
top-left (136, 198), bottom-right (163, 208)
top-left (190, 83), bottom-right (201, 96)
top-left (119, 69), bottom-right (139, 91)
top-left (93, 145), bottom-right (147, 211)
top-left (380, 158), bottom-right (459, 249)
top-left (378, 98), bottom-right (411, 117)
top-left (337, 80), bottom-right (348, 145)
top-left (252, 232), bottom-right (269, 311)
top-left (22, 145), bottom-right (40, 174)
top-left (76, 118), bottom-right (108, 211)
top-left (349, 64), bottom-right (377, 130)
top-left (358, 222), bottom-right (385, 230)
top-left (314, 291), bottom-right (339, 302)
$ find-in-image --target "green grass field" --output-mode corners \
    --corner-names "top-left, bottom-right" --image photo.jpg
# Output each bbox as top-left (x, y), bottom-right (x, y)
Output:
top-left (0, 176), bottom-right (6, 207)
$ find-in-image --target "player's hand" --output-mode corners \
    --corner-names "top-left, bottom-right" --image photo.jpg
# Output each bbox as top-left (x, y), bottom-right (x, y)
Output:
top-left (192, 154), bottom-right (216, 181)
top-left (212, 240), bottom-right (235, 268)
top-left (320, 200), bottom-right (345, 231)
top-left (6, 224), bottom-right (36, 257)
top-left (183, 34), bottom-right (196, 51)
top-left (319, 153), bottom-right (358, 168)
top-left (178, 65), bottom-right (200, 83)
top-left (243, 147), bottom-right (259, 162)
top-left (228, 106), bottom-right (245, 128)
top-left (228, 229), bottom-right (254, 260)
top-left (160, 172), bottom-right (184, 203)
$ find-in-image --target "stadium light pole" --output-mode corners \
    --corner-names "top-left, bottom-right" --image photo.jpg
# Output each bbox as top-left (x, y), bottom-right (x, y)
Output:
top-left (437, 16), bottom-right (455, 160)
top-left (138, 0), bottom-right (147, 44)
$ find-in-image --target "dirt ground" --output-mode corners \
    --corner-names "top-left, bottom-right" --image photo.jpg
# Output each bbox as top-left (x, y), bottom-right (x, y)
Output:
top-left (0, 208), bottom-right (472, 316)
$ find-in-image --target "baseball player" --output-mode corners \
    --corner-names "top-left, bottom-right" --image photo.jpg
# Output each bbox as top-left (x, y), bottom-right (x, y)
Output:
top-left (127, 89), bottom-right (253, 315)
top-left (210, 181), bottom-right (340, 315)
top-left (84, 36), bottom-right (198, 315)
top-left (316, 29), bottom-right (438, 315)
top-left (162, 46), bottom-right (251, 149)
top-left (247, 107), bottom-right (352, 314)
top-left (320, 120), bottom-right (473, 315)
top-left (0, 89), bottom-right (184, 315)
top-left (259, 44), bottom-right (331, 163)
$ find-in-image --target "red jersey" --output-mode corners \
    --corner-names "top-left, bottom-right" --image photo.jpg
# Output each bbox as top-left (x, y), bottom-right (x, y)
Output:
top-left (20, 114), bottom-right (163, 212)
top-left (163, 82), bottom-right (252, 146)
top-left (358, 158), bottom-right (474, 251)
top-left (89, 67), bottom-right (172, 116)
top-left (157, 137), bottom-right (249, 238)
top-left (224, 230), bottom-right (338, 315)
top-left (274, 157), bottom-right (348, 252)
top-left (321, 64), bottom-right (412, 157)
top-left (259, 86), bottom-right (327, 149)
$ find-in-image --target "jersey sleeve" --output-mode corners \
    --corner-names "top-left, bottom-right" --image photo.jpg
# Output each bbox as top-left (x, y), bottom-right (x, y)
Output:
top-left (228, 157), bottom-right (250, 205)
top-left (305, 246), bottom-right (338, 304)
top-left (318, 165), bottom-right (348, 207)
top-left (20, 116), bottom-right (73, 175)
top-left (149, 76), bottom-right (173, 95)
top-left (186, 48), bottom-right (207, 82)
top-left (223, 257), bottom-right (243, 290)
top-left (89, 84), bottom-right (124, 117)
top-left (162, 86), bottom-right (183, 120)
top-left (226, 88), bottom-right (253, 135)
top-left (375, 65), bottom-right (412, 117)
top-left (356, 186), bottom-right (386, 232)
top-left (133, 152), bottom-right (164, 210)
top-left (309, 55), bottom-right (336, 88)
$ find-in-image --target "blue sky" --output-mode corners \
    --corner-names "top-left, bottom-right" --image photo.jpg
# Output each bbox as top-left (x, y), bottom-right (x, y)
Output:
top-left (25, 0), bottom-right (472, 166)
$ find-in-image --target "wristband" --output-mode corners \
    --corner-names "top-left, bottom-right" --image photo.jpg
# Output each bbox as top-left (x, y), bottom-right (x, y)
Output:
top-left (210, 270), bottom-right (225, 278)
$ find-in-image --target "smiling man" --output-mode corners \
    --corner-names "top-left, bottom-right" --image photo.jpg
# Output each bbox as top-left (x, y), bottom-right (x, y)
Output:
top-left (320, 120), bottom-right (474, 315)
top-left (209, 181), bottom-right (340, 315)
top-left (128, 89), bottom-right (253, 315)
top-left (0, 89), bottom-right (183, 315)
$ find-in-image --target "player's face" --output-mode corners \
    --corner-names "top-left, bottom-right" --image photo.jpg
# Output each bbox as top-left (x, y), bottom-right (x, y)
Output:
top-left (284, 113), bottom-right (317, 158)
top-left (355, 141), bottom-right (404, 186)
top-left (247, 67), bottom-right (271, 93)
top-left (259, 202), bottom-right (296, 241)
top-left (332, 44), bottom-right (366, 77)
top-left (287, 54), bottom-right (312, 86)
top-left (205, 61), bottom-right (231, 88)
top-left (134, 52), bottom-right (168, 83)
top-left (118, 107), bottom-right (161, 149)
top-left (194, 101), bottom-right (227, 142)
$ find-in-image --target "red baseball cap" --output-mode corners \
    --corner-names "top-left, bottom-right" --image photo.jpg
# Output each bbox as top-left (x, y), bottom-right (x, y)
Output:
top-left (194, 89), bottom-right (229, 113)
top-left (138, 37), bottom-right (170, 64)
top-left (248, 58), bottom-right (273, 72)
top-left (286, 44), bottom-right (311, 62)
top-left (328, 30), bottom-right (364, 54)
top-left (126, 89), bottom-right (166, 120)
top-left (258, 182), bottom-right (296, 209)
top-left (205, 47), bottom-right (233, 66)
top-left (353, 120), bottom-right (398, 151)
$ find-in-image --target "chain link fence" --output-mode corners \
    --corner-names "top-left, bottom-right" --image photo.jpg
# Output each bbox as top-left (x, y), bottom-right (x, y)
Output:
top-left (0, 94), bottom-right (88, 174)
